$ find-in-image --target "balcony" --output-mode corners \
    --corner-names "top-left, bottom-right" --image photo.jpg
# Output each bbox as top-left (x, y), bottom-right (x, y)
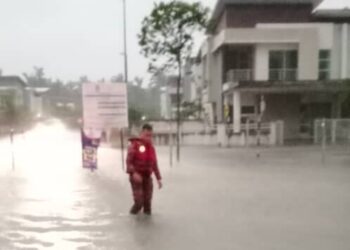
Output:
top-left (223, 69), bottom-right (253, 92)
top-left (226, 69), bottom-right (253, 83)
top-left (269, 69), bottom-right (298, 82)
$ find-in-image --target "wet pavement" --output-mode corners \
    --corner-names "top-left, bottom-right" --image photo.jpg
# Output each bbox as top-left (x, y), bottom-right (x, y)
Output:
top-left (0, 120), bottom-right (350, 250)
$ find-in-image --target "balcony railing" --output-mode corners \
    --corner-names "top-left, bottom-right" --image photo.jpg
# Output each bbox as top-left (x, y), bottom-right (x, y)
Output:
top-left (225, 69), bottom-right (253, 83)
top-left (269, 69), bottom-right (297, 81)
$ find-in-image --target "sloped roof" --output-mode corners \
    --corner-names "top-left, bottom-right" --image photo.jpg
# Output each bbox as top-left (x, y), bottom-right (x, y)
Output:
top-left (0, 76), bottom-right (27, 88)
top-left (220, 0), bottom-right (316, 3)
top-left (210, 0), bottom-right (321, 25)
top-left (313, 7), bottom-right (350, 18)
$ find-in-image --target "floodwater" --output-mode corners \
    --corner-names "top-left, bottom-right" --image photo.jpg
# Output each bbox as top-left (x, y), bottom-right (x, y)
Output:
top-left (0, 120), bottom-right (350, 250)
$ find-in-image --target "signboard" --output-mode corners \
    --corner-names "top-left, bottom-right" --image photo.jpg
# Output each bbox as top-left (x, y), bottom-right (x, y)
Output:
top-left (82, 83), bottom-right (129, 130)
top-left (81, 129), bottom-right (100, 170)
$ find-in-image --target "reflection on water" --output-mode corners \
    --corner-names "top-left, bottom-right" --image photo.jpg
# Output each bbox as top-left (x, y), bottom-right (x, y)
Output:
top-left (0, 120), bottom-right (134, 249)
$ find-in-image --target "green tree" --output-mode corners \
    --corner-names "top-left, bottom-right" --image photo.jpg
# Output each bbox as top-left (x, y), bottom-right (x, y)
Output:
top-left (23, 66), bottom-right (52, 87)
top-left (128, 107), bottom-right (143, 127)
top-left (111, 74), bottom-right (124, 83)
top-left (134, 77), bottom-right (143, 87)
top-left (139, 1), bottom-right (208, 161)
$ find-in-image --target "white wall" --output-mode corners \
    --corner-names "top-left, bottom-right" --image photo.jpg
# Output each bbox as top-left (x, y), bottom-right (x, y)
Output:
top-left (160, 91), bottom-right (170, 119)
top-left (182, 133), bottom-right (217, 146)
top-left (214, 27), bottom-right (319, 80)
top-left (256, 23), bottom-right (350, 80)
top-left (254, 43), bottom-right (298, 81)
top-left (331, 23), bottom-right (350, 80)
top-left (257, 23), bottom-right (334, 49)
top-left (150, 120), bottom-right (206, 134)
top-left (341, 23), bottom-right (349, 79)
top-left (331, 24), bottom-right (342, 79)
top-left (29, 94), bottom-right (43, 115)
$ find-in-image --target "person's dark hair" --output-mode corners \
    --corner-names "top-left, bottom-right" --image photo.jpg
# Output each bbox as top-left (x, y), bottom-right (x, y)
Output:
top-left (142, 124), bottom-right (153, 131)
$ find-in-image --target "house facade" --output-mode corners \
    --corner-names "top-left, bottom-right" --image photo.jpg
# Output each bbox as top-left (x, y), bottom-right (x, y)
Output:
top-left (160, 75), bottom-right (184, 119)
top-left (197, 0), bottom-right (350, 141)
top-left (0, 76), bottom-right (27, 116)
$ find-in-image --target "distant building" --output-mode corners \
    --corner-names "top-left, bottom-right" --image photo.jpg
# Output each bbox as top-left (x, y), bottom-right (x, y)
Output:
top-left (0, 76), bottom-right (27, 117)
top-left (160, 75), bottom-right (184, 119)
top-left (0, 75), bottom-right (52, 120)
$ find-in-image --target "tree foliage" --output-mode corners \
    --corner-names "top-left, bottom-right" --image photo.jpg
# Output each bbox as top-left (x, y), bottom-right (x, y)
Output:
top-left (111, 74), bottom-right (124, 83)
top-left (23, 66), bottom-right (52, 87)
top-left (128, 107), bottom-right (143, 126)
top-left (181, 101), bottom-right (203, 119)
top-left (138, 1), bottom-right (209, 72)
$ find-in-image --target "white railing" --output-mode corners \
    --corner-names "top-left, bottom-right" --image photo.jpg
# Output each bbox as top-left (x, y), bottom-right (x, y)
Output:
top-left (225, 122), bottom-right (271, 134)
top-left (269, 69), bottom-right (297, 81)
top-left (314, 119), bottom-right (350, 145)
top-left (226, 69), bottom-right (253, 83)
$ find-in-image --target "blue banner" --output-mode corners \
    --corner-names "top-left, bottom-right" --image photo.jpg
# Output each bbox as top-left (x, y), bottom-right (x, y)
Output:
top-left (81, 130), bottom-right (100, 170)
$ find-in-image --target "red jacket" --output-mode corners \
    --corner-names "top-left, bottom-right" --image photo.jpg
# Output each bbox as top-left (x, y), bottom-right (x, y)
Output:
top-left (126, 138), bottom-right (161, 180)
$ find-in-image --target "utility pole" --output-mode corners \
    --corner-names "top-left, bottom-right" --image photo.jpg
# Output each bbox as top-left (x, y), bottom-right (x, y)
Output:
top-left (123, 0), bottom-right (128, 83)
top-left (120, 0), bottom-right (128, 171)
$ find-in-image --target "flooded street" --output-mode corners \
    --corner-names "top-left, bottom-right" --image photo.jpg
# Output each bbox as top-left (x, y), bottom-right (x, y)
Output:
top-left (0, 121), bottom-right (134, 249)
top-left (0, 120), bottom-right (350, 250)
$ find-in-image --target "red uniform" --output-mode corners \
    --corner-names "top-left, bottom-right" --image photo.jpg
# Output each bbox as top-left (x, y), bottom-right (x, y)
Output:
top-left (126, 137), bottom-right (161, 214)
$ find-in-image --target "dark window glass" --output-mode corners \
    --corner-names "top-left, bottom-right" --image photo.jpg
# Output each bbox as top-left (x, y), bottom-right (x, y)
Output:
top-left (319, 61), bottom-right (330, 70)
top-left (319, 50), bottom-right (330, 60)
top-left (318, 50), bottom-right (331, 80)
top-left (285, 50), bottom-right (298, 68)
top-left (319, 71), bottom-right (330, 81)
top-left (269, 50), bottom-right (298, 81)
top-left (241, 106), bottom-right (255, 114)
top-left (269, 51), bottom-right (283, 69)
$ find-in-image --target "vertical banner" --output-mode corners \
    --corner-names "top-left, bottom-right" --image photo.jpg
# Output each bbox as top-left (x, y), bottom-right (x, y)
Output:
top-left (81, 129), bottom-right (100, 170)
top-left (82, 83), bottom-right (129, 170)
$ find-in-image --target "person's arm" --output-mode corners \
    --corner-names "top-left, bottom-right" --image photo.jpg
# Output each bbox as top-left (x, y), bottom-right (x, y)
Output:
top-left (152, 149), bottom-right (162, 189)
top-left (153, 162), bottom-right (161, 180)
top-left (126, 143), bottom-right (135, 175)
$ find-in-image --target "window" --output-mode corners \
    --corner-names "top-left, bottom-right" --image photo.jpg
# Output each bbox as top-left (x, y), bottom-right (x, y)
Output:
top-left (319, 50), bottom-right (331, 80)
top-left (227, 47), bottom-right (252, 69)
top-left (269, 50), bottom-right (298, 81)
top-left (241, 106), bottom-right (255, 114)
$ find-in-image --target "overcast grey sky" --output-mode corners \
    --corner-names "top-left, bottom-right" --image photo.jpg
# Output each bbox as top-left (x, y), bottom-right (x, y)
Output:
top-left (0, 0), bottom-right (348, 83)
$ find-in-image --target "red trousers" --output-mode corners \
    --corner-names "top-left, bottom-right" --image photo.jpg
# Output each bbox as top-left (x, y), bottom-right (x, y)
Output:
top-left (130, 174), bottom-right (153, 214)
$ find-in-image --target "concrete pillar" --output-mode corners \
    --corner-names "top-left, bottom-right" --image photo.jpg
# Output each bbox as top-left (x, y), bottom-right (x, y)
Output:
top-left (217, 124), bottom-right (228, 147)
top-left (332, 94), bottom-right (342, 118)
top-left (314, 120), bottom-right (319, 144)
top-left (245, 119), bottom-right (250, 146)
top-left (233, 91), bottom-right (241, 133)
top-left (331, 120), bottom-right (337, 145)
top-left (341, 23), bottom-right (348, 79)
top-left (278, 121), bottom-right (285, 146)
top-left (269, 122), bottom-right (277, 146)
top-left (239, 133), bottom-right (245, 146)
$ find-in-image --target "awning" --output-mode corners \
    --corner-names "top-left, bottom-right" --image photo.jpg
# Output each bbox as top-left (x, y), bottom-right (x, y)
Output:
top-left (224, 79), bottom-right (350, 94)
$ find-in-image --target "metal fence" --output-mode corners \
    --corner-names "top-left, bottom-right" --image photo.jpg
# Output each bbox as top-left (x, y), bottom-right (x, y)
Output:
top-left (314, 119), bottom-right (350, 145)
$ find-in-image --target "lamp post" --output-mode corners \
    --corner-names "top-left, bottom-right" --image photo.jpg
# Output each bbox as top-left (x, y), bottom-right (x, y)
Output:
top-left (257, 95), bottom-right (266, 146)
top-left (122, 0), bottom-right (128, 83)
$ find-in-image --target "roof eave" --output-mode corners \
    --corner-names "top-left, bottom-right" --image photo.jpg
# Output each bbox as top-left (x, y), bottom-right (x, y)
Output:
top-left (208, 0), bottom-right (318, 34)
